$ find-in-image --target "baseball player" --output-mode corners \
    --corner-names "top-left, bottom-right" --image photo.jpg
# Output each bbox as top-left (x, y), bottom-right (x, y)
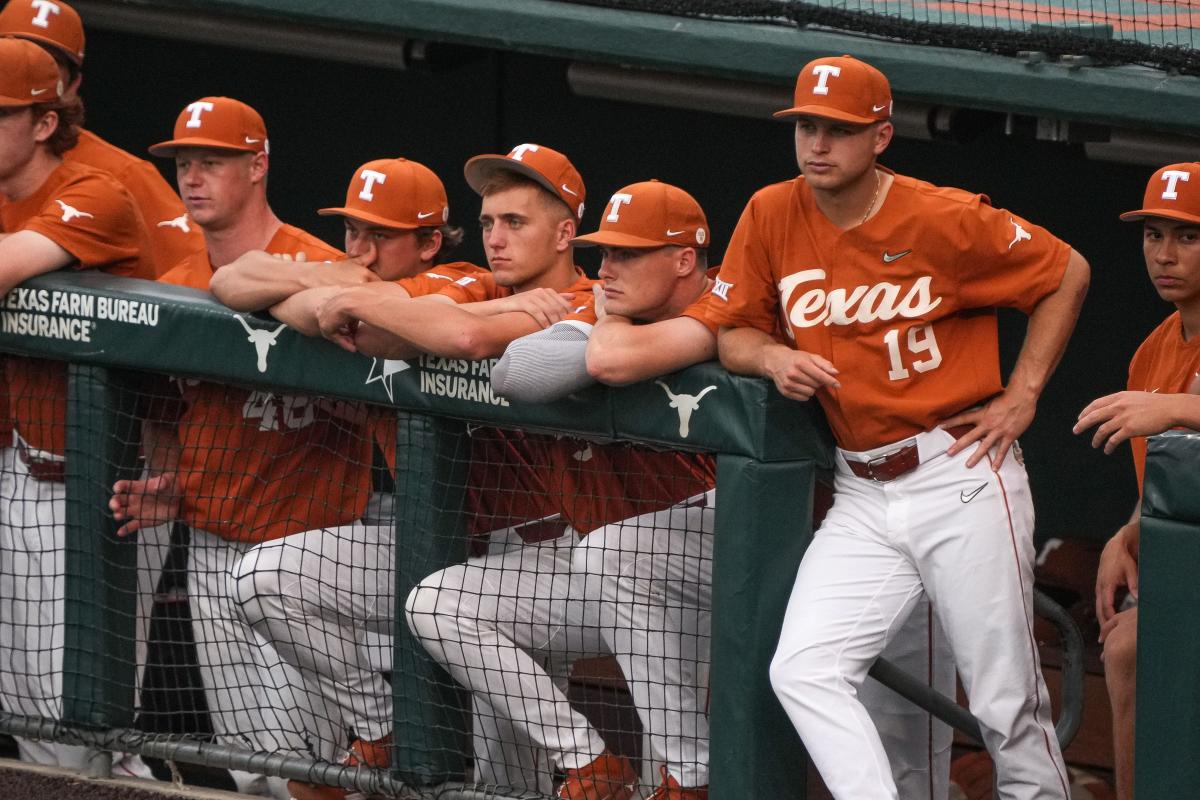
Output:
top-left (1073, 162), bottom-right (1200, 800)
top-left (493, 179), bottom-right (956, 799)
top-left (108, 96), bottom-right (350, 800)
top-left (0, 0), bottom-right (204, 275)
top-left (210, 156), bottom-right (489, 800)
top-left (0, 37), bottom-right (156, 770)
top-left (313, 144), bottom-right (597, 795)
top-left (709, 55), bottom-right (1090, 799)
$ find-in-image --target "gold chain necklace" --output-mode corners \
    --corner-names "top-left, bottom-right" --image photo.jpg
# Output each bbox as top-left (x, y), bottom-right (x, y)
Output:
top-left (860, 168), bottom-right (881, 227)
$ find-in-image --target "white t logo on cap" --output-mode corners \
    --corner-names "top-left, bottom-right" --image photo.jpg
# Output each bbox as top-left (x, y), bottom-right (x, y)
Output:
top-left (1161, 170), bottom-right (1191, 200)
top-left (30, 0), bottom-right (60, 29)
top-left (811, 65), bottom-right (842, 96)
top-left (606, 193), bottom-right (633, 223)
top-left (358, 169), bottom-right (387, 202)
top-left (509, 144), bottom-right (540, 162)
top-left (185, 101), bottom-right (215, 129)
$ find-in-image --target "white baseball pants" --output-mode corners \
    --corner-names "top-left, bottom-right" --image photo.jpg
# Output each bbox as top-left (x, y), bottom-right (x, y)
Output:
top-left (770, 427), bottom-right (1068, 800)
top-left (189, 527), bottom-right (338, 798)
top-left (0, 449), bottom-right (163, 778)
top-left (405, 531), bottom-right (608, 791)
top-left (232, 517), bottom-right (395, 744)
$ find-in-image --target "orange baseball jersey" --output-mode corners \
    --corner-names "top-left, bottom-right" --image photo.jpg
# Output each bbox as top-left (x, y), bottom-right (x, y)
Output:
top-left (159, 224), bottom-right (338, 288)
top-left (550, 441), bottom-right (716, 535)
top-left (708, 170), bottom-right (1071, 451)
top-left (395, 260), bottom-right (489, 298)
top-left (1126, 311), bottom-right (1200, 490)
top-left (373, 259), bottom-right (491, 474)
top-left (160, 226), bottom-right (371, 542)
top-left (678, 266), bottom-right (725, 335)
top-left (66, 129), bottom-right (203, 277)
top-left (4, 160), bottom-right (153, 456)
top-left (434, 267), bottom-right (597, 313)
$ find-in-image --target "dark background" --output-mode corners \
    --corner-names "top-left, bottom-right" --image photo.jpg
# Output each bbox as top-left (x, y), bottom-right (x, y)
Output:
top-left (79, 28), bottom-right (1165, 544)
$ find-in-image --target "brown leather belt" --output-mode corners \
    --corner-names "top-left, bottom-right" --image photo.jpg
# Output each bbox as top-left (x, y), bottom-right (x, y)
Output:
top-left (844, 425), bottom-right (973, 483)
top-left (16, 441), bottom-right (65, 483)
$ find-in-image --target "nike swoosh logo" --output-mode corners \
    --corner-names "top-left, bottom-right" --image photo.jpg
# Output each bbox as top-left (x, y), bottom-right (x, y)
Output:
top-left (417, 211), bottom-right (436, 219)
top-left (666, 229), bottom-right (684, 236)
top-left (873, 104), bottom-right (888, 112)
top-left (882, 250), bottom-right (911, 263)
top-left (30, 88), bottom-right (48, 96)
top-left (245, 137), bottom-right (260, 144)
top-left (960, 482), bottom-right (987, 503)
top-left (560, 184), bottom-right (579, 197)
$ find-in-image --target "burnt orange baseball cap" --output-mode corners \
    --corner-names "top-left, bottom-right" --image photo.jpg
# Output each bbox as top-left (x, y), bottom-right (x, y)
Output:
top-left (464, 143), bottom-right (586, 220)
top-left (0, 0), bottom-right (84, 65)
top-left (319, 158), bottom-right (450, 230)
top-left (775, 55), bottom-right (892, 125)
top-left (149, 97), bottom-right (269, 157)
top-left (1120, 163), bottom-right (1200, 225)
top-left (0, 36), bottom-right (61, 107)
top-left (573, 180), bottom-right (708, 250)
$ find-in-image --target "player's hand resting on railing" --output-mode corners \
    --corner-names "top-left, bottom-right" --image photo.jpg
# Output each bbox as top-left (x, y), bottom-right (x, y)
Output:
top-left (109, 472), bottom-right (181, 538)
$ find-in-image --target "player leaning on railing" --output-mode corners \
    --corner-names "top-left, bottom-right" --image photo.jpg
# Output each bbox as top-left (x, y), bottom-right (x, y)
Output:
top-left (492, 179), bottom-right (956, 800)
top-left (209, 156), bottom-right (491, 800)
top-left (0, 37), bottom-right (157, 771)
top-left (1074, 162), bottom-right (1200, 800)
top-left (315, 144), bottom-right (603, 796)
top-left (108, 96), bottom-right (350, 800)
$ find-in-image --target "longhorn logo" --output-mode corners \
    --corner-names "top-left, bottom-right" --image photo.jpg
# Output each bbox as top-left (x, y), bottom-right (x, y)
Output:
top-left (656, 381), bottom-right (717, 438)
top-left (56, 199), bottom-right (94, 223)
top-left (157, 214), bottom-right (191, 233)
top-left (1008, 218), bottom-right (1032, 250)
top-left (234, 315), bottom-right (286, 373)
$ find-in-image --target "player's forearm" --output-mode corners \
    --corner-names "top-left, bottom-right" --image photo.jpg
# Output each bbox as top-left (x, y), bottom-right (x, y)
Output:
top-left (1006, 249), bottom-right (1090, 400)
top-left (718, 325), bottom-right (785, 379)
top-left (0, 230), bottom-right (73, 297)
top-left (588, 316), bottom-right (716, 385)
top-left (270, 287), bottom-right (341, 337)
top-left (210, 250), bottom-right (313, 311)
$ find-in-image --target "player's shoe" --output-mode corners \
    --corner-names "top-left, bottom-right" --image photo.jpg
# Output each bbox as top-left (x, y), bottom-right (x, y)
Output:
top-left (287, 734), bottom-right (392, 800)
top-left (646, 766), bottom-right (708, 799)
top-left (556, 751), bottom-right (638, 800)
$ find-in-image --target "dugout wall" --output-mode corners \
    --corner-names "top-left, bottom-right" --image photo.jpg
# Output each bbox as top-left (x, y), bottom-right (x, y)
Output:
top-left (0, 271), bottom-right (833, 798)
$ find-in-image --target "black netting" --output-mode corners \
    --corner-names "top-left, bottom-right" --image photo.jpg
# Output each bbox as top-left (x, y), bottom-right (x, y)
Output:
top-left (557, 0), bottom-right (1200, 75)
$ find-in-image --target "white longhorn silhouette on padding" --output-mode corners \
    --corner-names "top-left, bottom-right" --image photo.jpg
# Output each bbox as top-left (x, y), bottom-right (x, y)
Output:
top-left (234, 315), bottom-right (286, 373)
top-left (656, 381), bottom-right (717, 438)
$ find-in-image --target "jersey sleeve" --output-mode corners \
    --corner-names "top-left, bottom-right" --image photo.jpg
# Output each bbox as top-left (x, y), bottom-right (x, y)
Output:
top-left (703, 191), bottom-right (780, 334)
top-left (435, 272), bottom-right (501, 304)
top-left (679, 288), bottom-right (721, 335)
top-left (396, 262), bottom-right (486, 299)
top-left (22, 175), bottom-right (143, 273)
top-left (954, 197), bottom-right (1071, 314)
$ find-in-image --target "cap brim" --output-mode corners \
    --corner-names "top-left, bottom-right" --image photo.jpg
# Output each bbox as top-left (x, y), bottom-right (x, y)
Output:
top-left (773, 104), bottom-right (880, 125)
top-left (148, 137), bottom-right (259, 157)
top-left (1119, 208), bottom-right (1200, 224)
top-left (572, 231), bottom-right (703, 249)
top-left (0, 95), bottom-right (36, 108)
top-left (7, 32), bottom-right (83, 65)
top-left (317, 206), bottom-right (422, 230)
top-left (464, 154), bottom-right (558, 199)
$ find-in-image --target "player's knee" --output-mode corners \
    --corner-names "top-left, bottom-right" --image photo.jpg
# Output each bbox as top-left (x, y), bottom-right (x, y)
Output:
top-left (229, 546), bottom-right (284, 629)
top-left (1104, 616), bottom-right (1138, 686)
top-left (403, 564), bottom-right (468, 640)
top-left (768, 642), bottom-right (834, 705)
top-left (571, 526), bottom-right (623, 578)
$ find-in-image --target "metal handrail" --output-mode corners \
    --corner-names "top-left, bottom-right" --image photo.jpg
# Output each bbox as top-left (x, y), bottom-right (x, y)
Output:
top-left (868, 586), bottom-right (1085, 749)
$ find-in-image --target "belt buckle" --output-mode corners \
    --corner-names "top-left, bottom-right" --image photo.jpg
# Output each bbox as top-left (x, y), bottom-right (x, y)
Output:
top-left (865, 453), bottom-right (893, 482)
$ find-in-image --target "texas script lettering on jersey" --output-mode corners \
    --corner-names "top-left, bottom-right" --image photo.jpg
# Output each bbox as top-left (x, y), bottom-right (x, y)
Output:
top-left (778, 269), bottom-right (942, 329)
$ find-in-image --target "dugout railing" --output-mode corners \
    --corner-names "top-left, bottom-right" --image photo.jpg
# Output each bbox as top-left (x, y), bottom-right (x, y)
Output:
top-left (0, 271), bottom-right (1081, 799)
